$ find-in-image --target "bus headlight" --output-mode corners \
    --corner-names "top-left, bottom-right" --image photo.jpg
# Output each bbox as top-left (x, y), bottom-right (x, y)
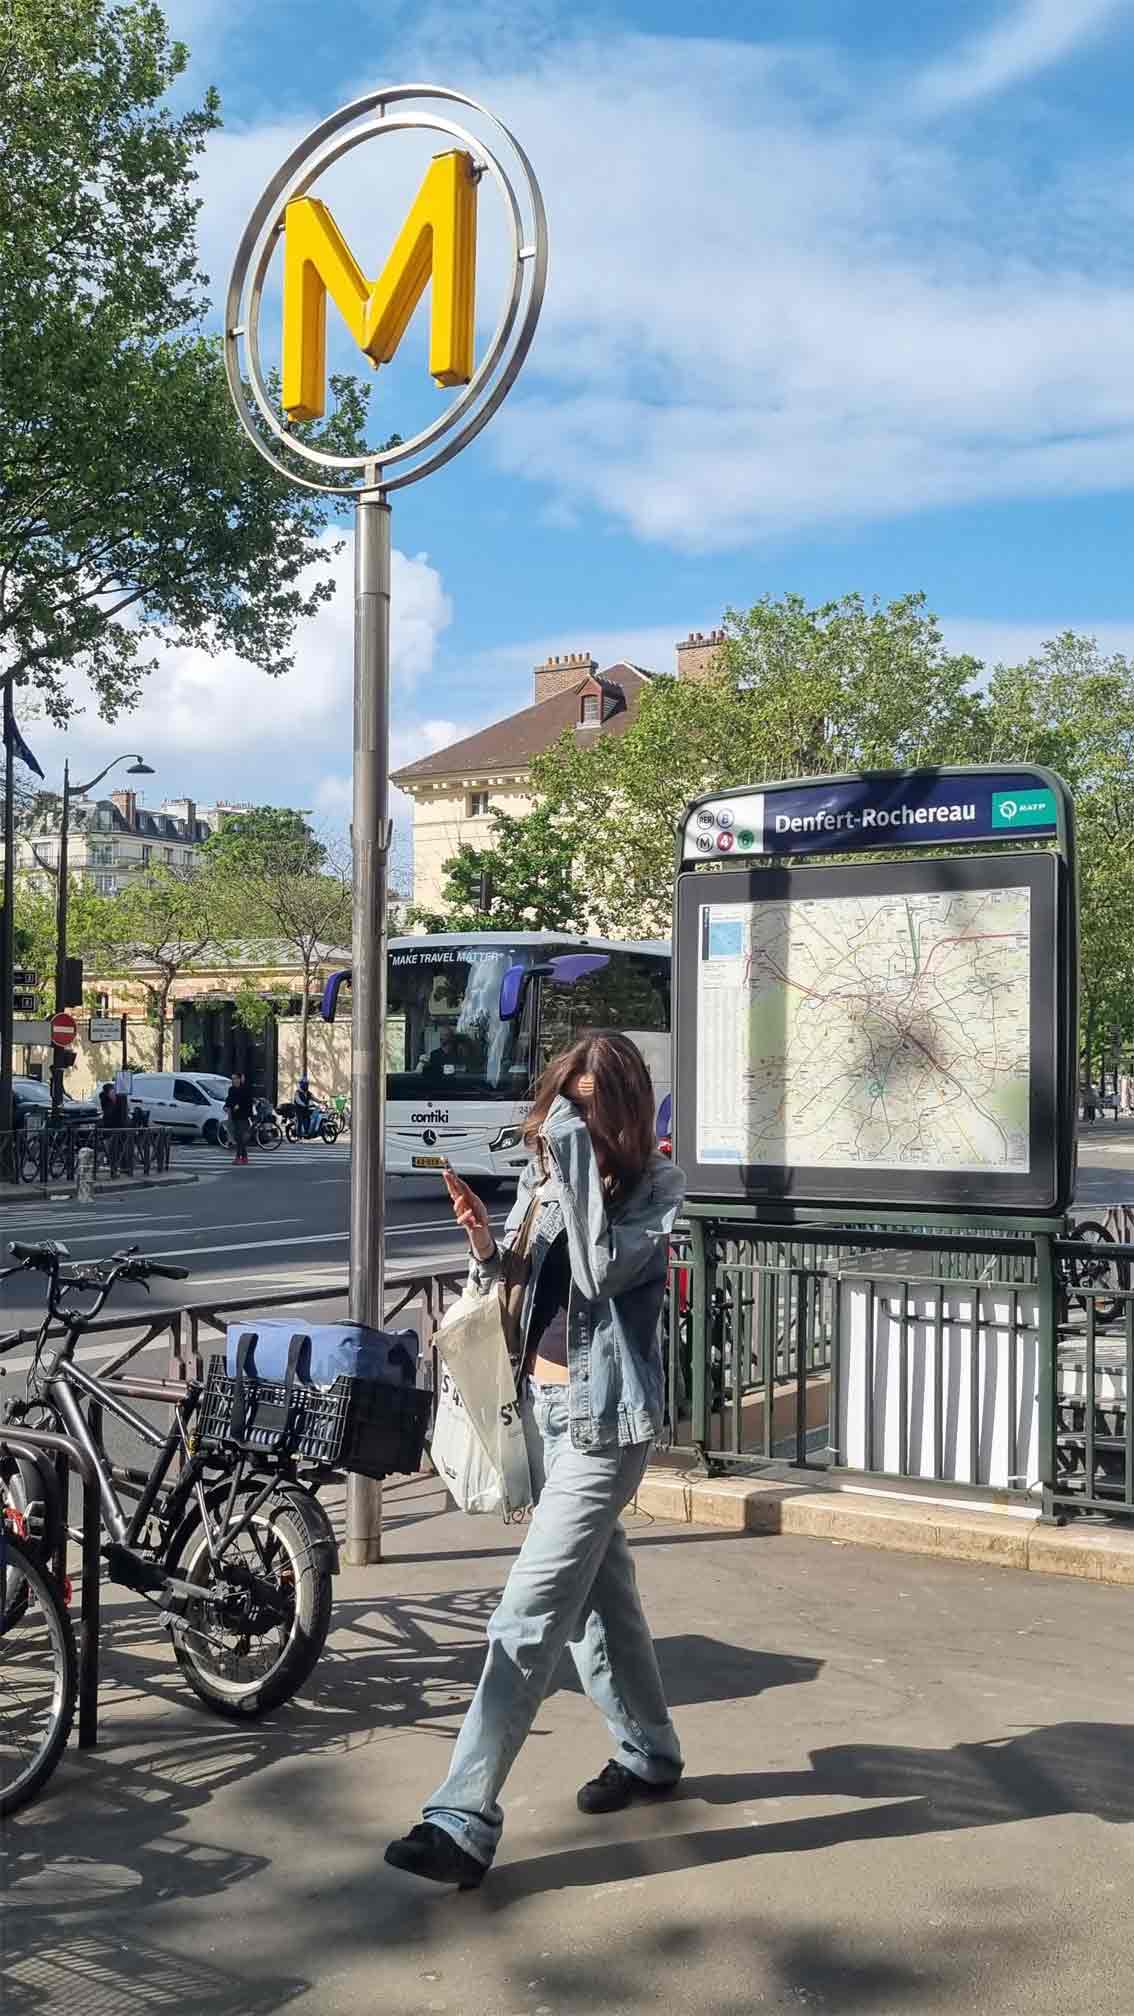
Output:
top-left (490, 1125), bottom-right (524, 1153)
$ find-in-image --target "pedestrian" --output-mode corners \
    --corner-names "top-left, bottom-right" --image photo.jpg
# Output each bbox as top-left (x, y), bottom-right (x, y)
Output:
top-left (386, 1031), bottom-right (686, 1889)
top-left (225, 1070), bottom-right (253, 1166)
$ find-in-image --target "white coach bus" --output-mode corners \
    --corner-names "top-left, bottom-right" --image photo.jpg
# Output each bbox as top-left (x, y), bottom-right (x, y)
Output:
top-left (374, 932), bottom-right (671, 1191)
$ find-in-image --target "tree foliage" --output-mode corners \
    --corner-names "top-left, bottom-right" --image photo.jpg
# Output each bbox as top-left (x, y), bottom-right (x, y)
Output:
top-left (424, 596), bottom-right (1134, 1066)
top-left (97, 865), bottom-right (216, 1069)
top-left (460, 594), bottom-right (985, 940)
top-left (204, 808), bottom-right (350, 1072)
top-left (0, 0), bottom-right (367, 722)
top-left (409, 803), bottom-right (584, 935)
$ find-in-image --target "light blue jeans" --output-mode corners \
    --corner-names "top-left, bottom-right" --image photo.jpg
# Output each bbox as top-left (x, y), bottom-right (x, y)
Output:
top-left (423, 1380), bottom-right (683, 1867)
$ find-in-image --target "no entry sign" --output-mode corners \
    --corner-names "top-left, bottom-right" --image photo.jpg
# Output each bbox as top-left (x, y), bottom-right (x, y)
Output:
top-left (50, 1011), bottom-right (76, 1048)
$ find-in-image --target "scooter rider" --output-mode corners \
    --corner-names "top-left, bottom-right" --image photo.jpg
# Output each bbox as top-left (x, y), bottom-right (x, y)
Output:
top-left (294, 1076), bottom-right (316, 1140)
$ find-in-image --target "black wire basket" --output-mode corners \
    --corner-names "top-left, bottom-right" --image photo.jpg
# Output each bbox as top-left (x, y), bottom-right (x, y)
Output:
top-left (195, 1359), bottom-right (431, 1480)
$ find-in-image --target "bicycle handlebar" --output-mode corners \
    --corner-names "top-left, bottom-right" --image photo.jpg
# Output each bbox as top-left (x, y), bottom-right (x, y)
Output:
top-left (2, 1242), bottom-right (191, 1326)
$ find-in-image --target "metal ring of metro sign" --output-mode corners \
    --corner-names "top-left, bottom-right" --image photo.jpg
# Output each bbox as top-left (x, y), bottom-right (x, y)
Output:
top-left (223, 86), bottom-right (548, 496)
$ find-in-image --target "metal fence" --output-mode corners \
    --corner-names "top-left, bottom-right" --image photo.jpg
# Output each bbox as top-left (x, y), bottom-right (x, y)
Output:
top-left (0, 1125), bottom-right (173, 1188)
top-left (668, 1215), bottom-right (1134, 1523)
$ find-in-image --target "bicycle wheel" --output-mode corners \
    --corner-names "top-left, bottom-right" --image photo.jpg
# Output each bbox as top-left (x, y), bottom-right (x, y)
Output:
top-left (0, 1529), bottom-right (77, 1817)
top-left (1068, 1221), bottom-right (1128, 1328)
top-left (164, 1490), bottom-right (332, 1719)
top-left (46, 1136), bottom-right (70, 1183)
top-left (19, 1139), bottom-right (42, 1185)
top-left (256, 1120), bottom-right (282, 1152)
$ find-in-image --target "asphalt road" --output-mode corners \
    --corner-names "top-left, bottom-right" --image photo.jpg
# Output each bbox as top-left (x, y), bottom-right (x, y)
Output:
top-left (0, 1120), bottom-right (1130, 1376)
top-left (0, 1139), bottom-right (507, 1368)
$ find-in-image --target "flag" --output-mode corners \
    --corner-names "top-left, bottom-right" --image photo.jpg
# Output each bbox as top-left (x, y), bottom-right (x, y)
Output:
top-left (9, 720), bottom-right (43, 779)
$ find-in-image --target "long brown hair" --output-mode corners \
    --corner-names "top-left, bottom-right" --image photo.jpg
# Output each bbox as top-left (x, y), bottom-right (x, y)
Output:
top-left (523, 1032), bottom-right (656, 1203)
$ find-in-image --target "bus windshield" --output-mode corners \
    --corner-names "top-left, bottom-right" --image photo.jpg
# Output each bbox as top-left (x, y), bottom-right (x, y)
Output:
top-left (386, 943), bottom-right (536, 1102)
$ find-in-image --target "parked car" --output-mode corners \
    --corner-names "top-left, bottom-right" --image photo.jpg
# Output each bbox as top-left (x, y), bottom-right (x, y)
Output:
top-left (11, 1076), bottom-right (99, 1132)
top-left (127, 1072), bottom-right (230, 1143)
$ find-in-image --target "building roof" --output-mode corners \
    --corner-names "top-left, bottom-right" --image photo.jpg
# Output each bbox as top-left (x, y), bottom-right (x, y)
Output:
top-left (68, 799), bottom-right (212, 844)
top-left (391, 663), bottom-right (654, 787)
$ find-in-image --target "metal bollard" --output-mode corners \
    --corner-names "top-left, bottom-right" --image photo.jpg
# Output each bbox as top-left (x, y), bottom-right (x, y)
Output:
top-left (77, 1145), bottom-right (95, 1203)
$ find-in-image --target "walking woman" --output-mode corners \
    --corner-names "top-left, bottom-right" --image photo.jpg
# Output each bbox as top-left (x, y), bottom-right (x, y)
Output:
top-left (386, 1032), bottom-right (686, 1888)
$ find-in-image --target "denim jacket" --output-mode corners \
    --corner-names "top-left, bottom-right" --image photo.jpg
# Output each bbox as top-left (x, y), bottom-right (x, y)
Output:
top-left (469, 1095), bottom-right (687, 1450)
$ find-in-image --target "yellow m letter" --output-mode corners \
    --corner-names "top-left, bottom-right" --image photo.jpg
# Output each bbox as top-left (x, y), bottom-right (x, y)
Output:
top-left (282, 150), bottom-right (478, 422)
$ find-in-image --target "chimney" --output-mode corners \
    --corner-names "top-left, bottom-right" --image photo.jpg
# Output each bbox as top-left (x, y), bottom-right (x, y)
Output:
top-left (676, 628), bottom-right (727, 684)
top-left (533, 650), bottom-right (598, 705)
top-left (110, 788), bottom-right (137, 826)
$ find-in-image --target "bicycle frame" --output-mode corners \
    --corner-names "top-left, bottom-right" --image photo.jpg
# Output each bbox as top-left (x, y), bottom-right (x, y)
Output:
top-left (2, 1252), bottom-right (327, 1581)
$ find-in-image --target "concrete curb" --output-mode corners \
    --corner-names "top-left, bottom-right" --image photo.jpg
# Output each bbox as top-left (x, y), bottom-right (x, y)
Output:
top-left (636, 1469), bottom-right (1134, 1586)
top-left (0, 1171), bottom-right (199, 1203)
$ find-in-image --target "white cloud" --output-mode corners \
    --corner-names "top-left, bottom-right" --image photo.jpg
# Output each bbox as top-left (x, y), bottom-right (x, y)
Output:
top-left (915, 0), bottom-right (1129, 111)
top-left (30, 538), bottom-right (452, 818)
top-left (943, 615), bottom-right (1134, 664)
top-left (155, 8), bottom-right (1134, 558)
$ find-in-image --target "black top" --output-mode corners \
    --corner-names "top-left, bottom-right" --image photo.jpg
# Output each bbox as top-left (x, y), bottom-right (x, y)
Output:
top-left (226, 1083), bottom-right (254, 1121)
top-left (525, 1230), bottom-right (570, 1367)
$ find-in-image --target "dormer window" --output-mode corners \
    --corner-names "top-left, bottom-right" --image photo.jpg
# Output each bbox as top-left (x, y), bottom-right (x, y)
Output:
top-left (580, 694), bottom-right (600, 725)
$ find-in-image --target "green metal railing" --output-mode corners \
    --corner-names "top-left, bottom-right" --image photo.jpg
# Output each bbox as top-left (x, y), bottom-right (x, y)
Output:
top-left (672, 1215), bottom-right (1134, 1524)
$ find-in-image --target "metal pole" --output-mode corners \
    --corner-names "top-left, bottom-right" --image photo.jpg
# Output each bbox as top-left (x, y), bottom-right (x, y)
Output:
top-left (51, 763), bottom-right (70, 1119)
top-left (345, 490), bottom-right (391, 1566)
top-left (0, 684), bottom-right (15, 1142)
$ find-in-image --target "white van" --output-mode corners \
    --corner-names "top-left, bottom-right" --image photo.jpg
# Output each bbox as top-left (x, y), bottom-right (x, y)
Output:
top-left (129, 1072), bottom-right (230, 1142)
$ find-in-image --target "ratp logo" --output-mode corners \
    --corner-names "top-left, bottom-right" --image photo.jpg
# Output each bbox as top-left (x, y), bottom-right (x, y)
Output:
top-left (992, 788), bottom-right (1057, 830)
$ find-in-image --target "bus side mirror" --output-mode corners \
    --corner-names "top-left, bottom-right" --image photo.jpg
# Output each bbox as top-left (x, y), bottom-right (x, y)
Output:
top-left (499, 952), bottom-right (610, 1022)
top-left (321, 969), bottom-right (351, 1023)
top-left (498, 965), bottom-right (528, 1022)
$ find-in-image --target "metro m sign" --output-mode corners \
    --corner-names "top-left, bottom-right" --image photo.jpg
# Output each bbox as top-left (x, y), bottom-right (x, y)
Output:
top-left (281, 150), bottom-right (478, 422)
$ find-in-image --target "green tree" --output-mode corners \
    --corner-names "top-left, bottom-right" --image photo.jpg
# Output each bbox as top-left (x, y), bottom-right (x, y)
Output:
top-left (0, 0), bottom-right (367, 722)
top-left (204, 809), bottom-right (350, 1073)
top-left (983, 634), bottom-right (1134, 1079)
top-left (413, 803), bottom-right (584, 934)
top-left (97, 865), bottom-right (216, 1068)
top-left (14, 877), bottom-right (122, 1012)
top-left (202, 806), bottom-right (325, 881)
top-left (525, 592), bottom-right (985, 937)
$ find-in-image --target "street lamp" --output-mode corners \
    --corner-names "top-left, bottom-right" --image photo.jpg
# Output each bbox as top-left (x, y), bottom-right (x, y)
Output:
top-left (51, 753), bottom-right (153, 1116)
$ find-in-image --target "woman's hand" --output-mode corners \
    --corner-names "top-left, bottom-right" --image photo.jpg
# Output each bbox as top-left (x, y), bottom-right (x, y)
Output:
top-left (443, 1166), bottom-right (495, 1260)
top-left (565, 1071), bottom-right (595, 1108)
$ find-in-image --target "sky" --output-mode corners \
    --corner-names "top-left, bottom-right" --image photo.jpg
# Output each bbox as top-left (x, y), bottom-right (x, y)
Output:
top-left (31, 0), bottom-right (1134, 886)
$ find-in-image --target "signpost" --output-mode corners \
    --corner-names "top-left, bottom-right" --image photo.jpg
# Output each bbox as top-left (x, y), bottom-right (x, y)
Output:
top-left (223, 87), bottom-right (547, 1563)
top-left (674, 765), bottom-right (1077, 1218)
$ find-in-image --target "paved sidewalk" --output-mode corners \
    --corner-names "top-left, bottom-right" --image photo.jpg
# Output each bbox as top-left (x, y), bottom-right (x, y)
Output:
top-left (8, 1476), bottom-right (1134, 2015)
top-left (0, 1169), bottom-right (197, 1204)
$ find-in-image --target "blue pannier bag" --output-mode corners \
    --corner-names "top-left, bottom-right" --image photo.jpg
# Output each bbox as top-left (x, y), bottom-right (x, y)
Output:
top-left (225, 1319), bottom-right (419, 1389)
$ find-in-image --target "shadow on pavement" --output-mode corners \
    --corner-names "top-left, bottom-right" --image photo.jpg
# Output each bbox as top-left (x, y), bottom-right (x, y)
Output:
top-left (485, 1719), bottom-right (1134, 1905)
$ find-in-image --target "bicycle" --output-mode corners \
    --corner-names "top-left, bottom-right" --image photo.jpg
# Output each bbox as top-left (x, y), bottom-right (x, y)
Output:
top-left (0, 1240), bottom-right (339, 1734)
top-left (0, 1503), bottom-right (76, 1817)
top-left (252, 1098), bottom-right (282, 1151)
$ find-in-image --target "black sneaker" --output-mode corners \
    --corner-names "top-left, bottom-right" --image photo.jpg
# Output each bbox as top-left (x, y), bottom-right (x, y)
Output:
top-left (576, 1761), bottom-right (681, 1816)
top-left (384, 1822), bottom-right (487, 1890)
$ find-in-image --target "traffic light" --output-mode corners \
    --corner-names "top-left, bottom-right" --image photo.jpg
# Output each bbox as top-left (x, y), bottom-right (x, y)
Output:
top-left (64, 958), bottom-right (83, 1008)
top-left (12, 969), bottom-right (38, 1014)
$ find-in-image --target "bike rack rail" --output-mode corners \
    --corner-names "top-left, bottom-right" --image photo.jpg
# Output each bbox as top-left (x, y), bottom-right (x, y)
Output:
top-left (1, 1426), bottom-right (102, 1748)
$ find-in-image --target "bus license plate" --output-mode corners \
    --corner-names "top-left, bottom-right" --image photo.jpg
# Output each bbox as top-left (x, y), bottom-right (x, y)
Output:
top-left (413, 1154), bottom-right (446, 1169)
